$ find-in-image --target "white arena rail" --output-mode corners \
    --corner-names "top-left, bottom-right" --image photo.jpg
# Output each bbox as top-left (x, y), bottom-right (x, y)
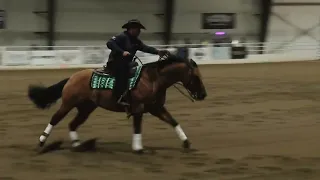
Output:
top-left (0, 42), bottom-right (319, 70)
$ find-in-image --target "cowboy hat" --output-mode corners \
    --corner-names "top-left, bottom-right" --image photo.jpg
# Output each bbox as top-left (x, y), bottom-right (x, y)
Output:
top-left (122, 19), bottom-right (146, 30)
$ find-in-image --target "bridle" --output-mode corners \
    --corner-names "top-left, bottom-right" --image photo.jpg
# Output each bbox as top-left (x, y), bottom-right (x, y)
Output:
top-left (134, 54), bottom-right (196, 102)
top-left (173, 59), bottom-right (197, 102)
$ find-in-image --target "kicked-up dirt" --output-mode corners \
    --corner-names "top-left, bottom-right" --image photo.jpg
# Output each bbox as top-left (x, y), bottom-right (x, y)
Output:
top-left (1, 61), bottom-right (320, 180)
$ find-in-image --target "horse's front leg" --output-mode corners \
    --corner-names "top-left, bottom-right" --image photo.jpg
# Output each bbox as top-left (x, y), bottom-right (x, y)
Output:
top-left (132, 113), bottom-right (144, 153)
top-left (149, 106), bottom-right (190, 149)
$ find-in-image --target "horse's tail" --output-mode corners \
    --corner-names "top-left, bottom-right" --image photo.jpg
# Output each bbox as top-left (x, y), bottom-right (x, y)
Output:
top-left (28, 78), bottom-right (69, 109)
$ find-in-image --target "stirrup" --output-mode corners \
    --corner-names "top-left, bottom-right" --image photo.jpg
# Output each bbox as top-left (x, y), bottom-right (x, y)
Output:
top-left (117, 93), bottom-right (130, 106)
top-left (117, 99), bottom-right (130, 106)
top-left (117, 93), bottom-right (132, 119)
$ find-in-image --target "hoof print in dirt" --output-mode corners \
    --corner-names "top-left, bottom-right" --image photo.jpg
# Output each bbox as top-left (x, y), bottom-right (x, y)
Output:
top-left (71, 138), bottom-right (97, 152)
top-left (133, 149), bottom-right (145, 154)
top-left (182, 148), bottom-right (191, 153)
top-left (133, 149), bottom-right (156, 155)
top-left (182, 148), bottom-right (198, 153)
top-left (37, 140), bottom-right (63, 154)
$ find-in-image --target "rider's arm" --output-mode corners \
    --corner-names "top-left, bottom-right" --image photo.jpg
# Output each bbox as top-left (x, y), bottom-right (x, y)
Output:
top-left (138, 41), bottom-right (159, 55)
top-left (106, 34), bottom-right (125, 54)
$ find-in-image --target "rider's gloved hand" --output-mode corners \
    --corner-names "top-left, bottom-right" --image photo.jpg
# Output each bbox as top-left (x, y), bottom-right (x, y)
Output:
top-left (158, 50), bottom-right (170, 57)
top-left (123, 51), bottom-right (131, 56)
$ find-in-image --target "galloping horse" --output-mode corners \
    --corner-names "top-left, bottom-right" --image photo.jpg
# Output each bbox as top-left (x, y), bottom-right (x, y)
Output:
top-left (28, 55), bottom-right (207, 153)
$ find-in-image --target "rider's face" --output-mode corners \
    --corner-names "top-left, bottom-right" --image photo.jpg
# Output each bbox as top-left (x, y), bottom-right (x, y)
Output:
top-left (128, 28), bottom-right (141, 37)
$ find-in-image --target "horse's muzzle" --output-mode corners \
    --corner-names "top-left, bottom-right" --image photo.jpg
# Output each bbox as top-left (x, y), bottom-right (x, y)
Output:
top-left (198, 92), bottom-right (207, 100)
top-left (193, 91), bottom-right (207, 101)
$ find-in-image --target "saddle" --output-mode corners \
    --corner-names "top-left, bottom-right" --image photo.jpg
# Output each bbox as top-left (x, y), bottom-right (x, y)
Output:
top-left (92, 61), bottom-right (140, 116)
top-left (95, 61), bottom-right (139, 77)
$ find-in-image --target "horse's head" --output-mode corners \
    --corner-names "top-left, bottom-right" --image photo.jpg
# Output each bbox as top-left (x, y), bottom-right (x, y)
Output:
top-left (150, 55), bottom-right (207, 101)
top-left (182, 59), bottom-right (207, 101)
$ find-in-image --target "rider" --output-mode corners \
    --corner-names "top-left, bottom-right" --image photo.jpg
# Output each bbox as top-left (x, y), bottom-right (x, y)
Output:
top-left (106, 19), bottom-right (169, 106)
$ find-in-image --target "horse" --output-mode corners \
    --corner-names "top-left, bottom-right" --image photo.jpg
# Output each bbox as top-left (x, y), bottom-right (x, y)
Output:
top-left (28, 55), bottom-right (207, 153)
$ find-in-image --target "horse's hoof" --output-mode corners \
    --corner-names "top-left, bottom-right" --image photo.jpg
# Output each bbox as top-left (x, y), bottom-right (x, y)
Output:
top-left (133, 149), bottom-right (144, 154)
top-left (38, 141), bottom-right (45, 147)
top-left (182, 140), bottom-right (191, 149)
top-left (35, 146), bottom-right (43, 154)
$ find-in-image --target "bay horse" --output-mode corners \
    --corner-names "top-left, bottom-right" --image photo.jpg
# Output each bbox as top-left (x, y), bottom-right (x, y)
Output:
top-left (28, 55), bottom-right (207, 153)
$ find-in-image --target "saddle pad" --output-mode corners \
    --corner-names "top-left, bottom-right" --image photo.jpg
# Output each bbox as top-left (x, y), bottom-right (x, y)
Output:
top-left (90, 66), bottom-right (143, 90)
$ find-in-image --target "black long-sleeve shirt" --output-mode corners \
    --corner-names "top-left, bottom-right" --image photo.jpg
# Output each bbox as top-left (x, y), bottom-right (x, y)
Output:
top-left (106, 31), bottom-right (159, 62)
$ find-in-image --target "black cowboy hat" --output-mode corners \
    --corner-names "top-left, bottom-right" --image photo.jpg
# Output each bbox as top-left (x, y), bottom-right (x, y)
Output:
top-left (122, 19), bottom-right (146, 30)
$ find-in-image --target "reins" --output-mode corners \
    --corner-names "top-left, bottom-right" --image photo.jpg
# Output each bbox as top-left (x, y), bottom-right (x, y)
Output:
top-left (134, 54), bottom-right (195, 102)
top-left (172, 83), bottom-right (195, 102)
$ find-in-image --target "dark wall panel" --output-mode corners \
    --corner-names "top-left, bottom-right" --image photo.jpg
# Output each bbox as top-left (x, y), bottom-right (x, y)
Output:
top-left (47, 0), bottom-right (56, 48)
top-left (259, 0), bottom-right (272, 54)
top-left (164, 0), bottom-right (174, 45)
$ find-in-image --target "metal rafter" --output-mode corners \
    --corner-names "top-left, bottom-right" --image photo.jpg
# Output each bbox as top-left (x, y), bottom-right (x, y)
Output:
top-left (268, 12), bottom-right (320, 53)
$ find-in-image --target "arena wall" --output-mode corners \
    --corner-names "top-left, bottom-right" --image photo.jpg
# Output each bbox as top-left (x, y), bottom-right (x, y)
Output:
top-left (0, 43), bottom-right (318, 70)
top-left (0, 0), bottom-right (259, 46)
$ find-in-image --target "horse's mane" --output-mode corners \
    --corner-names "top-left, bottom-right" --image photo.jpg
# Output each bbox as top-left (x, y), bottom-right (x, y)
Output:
top-left (144, 55), bottom-right (188, 70)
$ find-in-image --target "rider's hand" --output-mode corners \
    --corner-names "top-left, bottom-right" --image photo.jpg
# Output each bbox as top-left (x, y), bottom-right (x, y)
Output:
top-left (123, 51), bottom-right (131, 56)
top-left (158, 50), bottom-right (170, 57)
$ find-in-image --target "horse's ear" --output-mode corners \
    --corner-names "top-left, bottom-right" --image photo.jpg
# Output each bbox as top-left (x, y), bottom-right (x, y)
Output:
top-left (189, 59), bottom-right (198, 67)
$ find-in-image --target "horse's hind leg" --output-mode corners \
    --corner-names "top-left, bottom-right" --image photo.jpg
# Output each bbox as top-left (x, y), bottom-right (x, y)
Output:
top-left (39, 103), bottom-right (74, 147)
top-left (149, 106), bottom-right (190, 149)
top-left (68, 100), bottom-right (97, 149)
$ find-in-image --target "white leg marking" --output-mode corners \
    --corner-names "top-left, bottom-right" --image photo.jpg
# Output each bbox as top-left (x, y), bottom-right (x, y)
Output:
top-left (175, 125), bottom-right (187, 141)
top-left (69, 131), bottom-right (81, 147)
top-left (39, 123), bottom-right (53, 142)
top-left (132, 134), bottom-right (143, 151)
